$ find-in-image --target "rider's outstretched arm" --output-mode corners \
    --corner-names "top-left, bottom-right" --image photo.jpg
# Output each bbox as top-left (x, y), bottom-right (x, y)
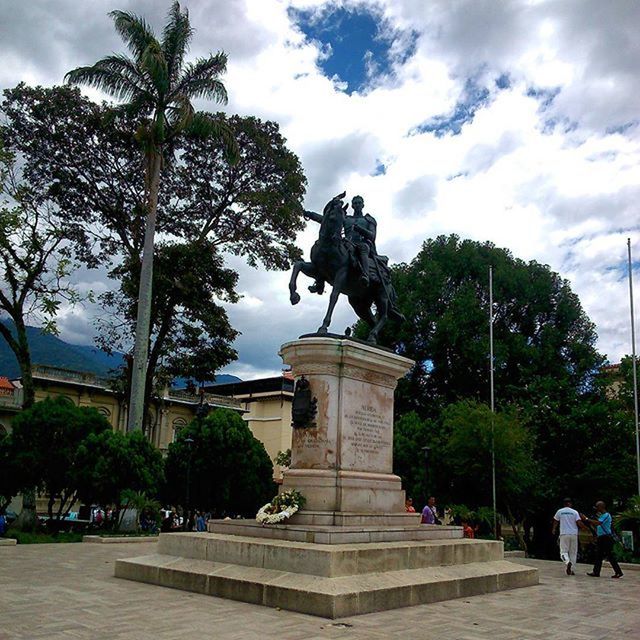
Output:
top-left (304, 210), bottom-right (323, 224)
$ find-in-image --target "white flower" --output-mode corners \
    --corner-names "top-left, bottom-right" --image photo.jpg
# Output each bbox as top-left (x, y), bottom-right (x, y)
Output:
top-left (255, 496), bottom-right (301, 525)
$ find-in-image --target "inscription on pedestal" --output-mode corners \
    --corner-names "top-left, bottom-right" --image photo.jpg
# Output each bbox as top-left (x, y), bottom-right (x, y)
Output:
top-left (341, 381), bottom-right (394, 473)
top-left (344, 404), bottom-right (390, 456)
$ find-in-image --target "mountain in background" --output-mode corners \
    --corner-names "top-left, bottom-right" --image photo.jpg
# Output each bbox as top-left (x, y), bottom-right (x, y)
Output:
top-left (0, 320), bottom-right (241, 385)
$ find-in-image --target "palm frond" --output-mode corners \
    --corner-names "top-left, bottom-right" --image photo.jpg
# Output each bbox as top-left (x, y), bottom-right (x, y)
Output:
top-left (65, 59), bottom-right (153, 104)
top-left (79, 54), bottom-right (155, 96)
top-left (109, 9), bottom-right (157, 61)
top-left (172, 53), bottom-right (229, 103)
top-left (165, 95), bottom-right (195, 132)
top-left (140, 41), bottom-right (169, 96)
top-left (188, 113), bottom-right (239, 164)
top-left (162, 2), bottom-right (193, 86)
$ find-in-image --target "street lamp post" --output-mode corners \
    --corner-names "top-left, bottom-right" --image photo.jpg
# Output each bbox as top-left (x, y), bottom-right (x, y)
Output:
top-left (184, 435), bottom-right (194, 531)
top-left (627, 239), bottom-right (640, 495)
top-left (489, 265), bottom-right (498, 538)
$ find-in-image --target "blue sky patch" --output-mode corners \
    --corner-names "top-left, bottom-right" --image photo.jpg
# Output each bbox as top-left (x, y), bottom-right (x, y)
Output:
top-left (289, 5), bottom-right (417, 94)
top-left (409, 78), bottom-right (491, 138)
top-left (606, 121), bottom-right (638, 135)
top-left (372, 160), bottom-right (387, 176)
top-left (495, 73), bottom-right (511, 89)
top-left (526, 86), bottom-right (561, 110)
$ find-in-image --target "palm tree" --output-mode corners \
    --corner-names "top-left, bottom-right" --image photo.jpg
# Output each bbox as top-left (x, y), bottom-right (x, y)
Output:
top-left (66, 2), bottom-right (237, 432)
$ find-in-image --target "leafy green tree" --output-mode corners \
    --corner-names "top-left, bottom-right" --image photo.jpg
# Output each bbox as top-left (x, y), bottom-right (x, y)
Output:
top-left (392, 411), bottom-right (432, 505)
top-left (441, 401), bottom-right (538, 541)
top-left (65, 2), bottom-right (237, 432)
top-left (118, 489), bottom-right (162, 532)
top-left (1, 84), bottom-right (144, 268)
top-left (0, 142), bottom-right (81, 408)
top-left (382, 235), bottom-right (602, 418)
top-left (164, 409), bottom-right (274, 517)
top-left (393, 402), bottom-right (537, 544)
top-left (2, 85), bottom-right (306, 423)
top-left (100, 240), bottom-right (239, 412)
top-left (9, 397), bottom-right (111, 529)
top-left (614, 495), bottom-right (640, 547)
top-left (0, 431), bottom-right (20, 514)
top-left (75, 430), bottom-right (164, 521)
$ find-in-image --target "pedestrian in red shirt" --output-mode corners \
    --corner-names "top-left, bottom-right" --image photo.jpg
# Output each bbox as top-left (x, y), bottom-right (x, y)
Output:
top-left (461, 518), bottom-right (475, 539)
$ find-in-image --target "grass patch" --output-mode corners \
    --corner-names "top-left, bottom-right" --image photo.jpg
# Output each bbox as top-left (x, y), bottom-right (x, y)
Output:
top-left (4, 531), bottom-right (84, 544)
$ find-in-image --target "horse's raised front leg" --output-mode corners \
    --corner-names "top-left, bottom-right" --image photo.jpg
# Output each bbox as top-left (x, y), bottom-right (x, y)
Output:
top-left (318, 268), bottom-right (347, 334)
top-left (289, 261), bottom-right (317, 305)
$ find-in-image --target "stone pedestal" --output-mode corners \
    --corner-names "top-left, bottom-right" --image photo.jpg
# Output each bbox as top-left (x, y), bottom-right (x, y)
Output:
top-left (115, 533), bottom-right (538, 618)
top-left (279, 337), bottom-right (417, 525)
top-left (115, 336), bottom-right (538, 616)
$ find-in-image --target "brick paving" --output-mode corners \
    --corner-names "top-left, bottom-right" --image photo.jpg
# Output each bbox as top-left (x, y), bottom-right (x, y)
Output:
top-left (0, 541), bottom-right (638, 639)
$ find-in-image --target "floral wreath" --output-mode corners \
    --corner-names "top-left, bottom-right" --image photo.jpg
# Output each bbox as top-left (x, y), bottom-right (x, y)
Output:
top-left (256, 489), bottom-right (306, 525)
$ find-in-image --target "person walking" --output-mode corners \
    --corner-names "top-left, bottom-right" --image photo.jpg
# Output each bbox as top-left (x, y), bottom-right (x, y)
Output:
top-left (583, 501), bottom-right (624, 579)
top-left (552, 497), bottom-right (584, 575)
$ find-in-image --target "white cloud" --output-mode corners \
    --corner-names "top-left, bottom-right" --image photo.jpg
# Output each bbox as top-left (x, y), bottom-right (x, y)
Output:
top-left (2, 0), bottom-right (640, 372)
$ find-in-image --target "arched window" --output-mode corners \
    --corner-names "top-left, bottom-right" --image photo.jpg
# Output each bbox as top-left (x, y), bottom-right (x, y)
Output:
top-left (97, 407), bottom-right (111, 418)
top-left (172, 417), bottom-right (188, 442)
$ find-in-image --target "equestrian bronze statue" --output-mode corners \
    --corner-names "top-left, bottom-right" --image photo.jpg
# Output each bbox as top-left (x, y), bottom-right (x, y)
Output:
top-left (289, 192), bottom-right (404, 343)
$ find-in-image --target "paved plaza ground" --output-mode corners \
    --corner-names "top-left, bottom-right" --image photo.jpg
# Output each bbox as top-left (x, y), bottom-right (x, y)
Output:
top-left (0, 541), bottom-right (637, 640)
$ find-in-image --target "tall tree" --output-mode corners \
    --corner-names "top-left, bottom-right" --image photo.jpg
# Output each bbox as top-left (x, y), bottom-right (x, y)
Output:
top-left (99, 239), bottom-right (240, 415)
top-left (0, 143), bottom-right (80, 408)
top-left (65, 2), bottom-right (237, 431)
top-left (381, 235), bottom-right (638, 556)
top-left (76, 429), bottom-right (165, 516)
top-left (441, 401), bottom-right (538, 540)
top-left (383, 235), bottom-right (603, 418)
top-left (164, 409), bottom-right (274, 517)
top-left (2, 84), bottom-right (306, 425)
top-left (9, 397), bottom-right (112, 530)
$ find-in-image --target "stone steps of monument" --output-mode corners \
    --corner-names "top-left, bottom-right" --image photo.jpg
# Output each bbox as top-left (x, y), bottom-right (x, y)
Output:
top-left (208, 518), bottom-right (462, 544)
top-left (115, 553), bottom-right (537, 619)
top-left (156, 532), bottom-right (504, 576)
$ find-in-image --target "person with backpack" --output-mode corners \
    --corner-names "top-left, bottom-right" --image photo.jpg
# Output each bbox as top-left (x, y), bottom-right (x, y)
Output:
top-left (582, 501), bottom-right (623, 579)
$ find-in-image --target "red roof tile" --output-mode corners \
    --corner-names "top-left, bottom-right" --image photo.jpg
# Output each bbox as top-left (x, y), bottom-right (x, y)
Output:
top-left (0, 376), bottom-right (15, 391)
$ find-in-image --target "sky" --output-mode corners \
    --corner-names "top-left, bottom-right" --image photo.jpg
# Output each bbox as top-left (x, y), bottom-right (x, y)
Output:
top-left (1, 0), bottom-right (640, 379)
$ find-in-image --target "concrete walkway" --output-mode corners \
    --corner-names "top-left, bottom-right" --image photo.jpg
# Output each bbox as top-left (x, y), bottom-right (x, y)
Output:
top-left (1, 541), bottom-right (637, 639)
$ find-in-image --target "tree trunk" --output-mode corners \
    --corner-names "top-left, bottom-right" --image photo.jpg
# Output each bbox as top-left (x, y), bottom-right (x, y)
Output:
top-left (141, 313), bottom-right (172, 434)
top-left (14, 317), bottom-right (35, 408)
top-left (507, 504), bottom-right (528, 554)
top-left (127, 149), bottom-right (162, 431)
top-left (13, 319), bottom-right (37, 531)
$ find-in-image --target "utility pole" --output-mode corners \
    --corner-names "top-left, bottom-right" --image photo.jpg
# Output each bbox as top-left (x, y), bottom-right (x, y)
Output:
top-left (489, 265), bottom-right (498, 537)
top-left (627, 239), bottom-right (640, 495)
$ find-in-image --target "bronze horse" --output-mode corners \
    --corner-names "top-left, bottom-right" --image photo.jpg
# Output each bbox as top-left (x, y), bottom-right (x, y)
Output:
top-left (288, 193), bottom-right (404, 343)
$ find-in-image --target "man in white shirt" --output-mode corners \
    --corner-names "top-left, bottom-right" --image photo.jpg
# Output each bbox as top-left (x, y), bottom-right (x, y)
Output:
top-left (552, 497), bottom-right (585, 575)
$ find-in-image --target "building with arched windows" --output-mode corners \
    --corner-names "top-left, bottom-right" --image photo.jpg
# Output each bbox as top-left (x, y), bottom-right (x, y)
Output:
top-left (0, 365), bottom-right (296, 484)
top-left (0, 364), bottom-right (243, 452)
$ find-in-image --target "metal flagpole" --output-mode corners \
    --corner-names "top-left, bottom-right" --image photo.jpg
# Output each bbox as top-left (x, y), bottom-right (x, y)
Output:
top-left (627, 239), bottom-right (640, 495)
top-left (489, 266), bottom-right (498, 536)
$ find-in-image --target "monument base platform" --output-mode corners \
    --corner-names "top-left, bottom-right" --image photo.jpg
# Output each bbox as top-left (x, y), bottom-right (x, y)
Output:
top-left (115, 532), bottom-right (538, 618)
top-left (208, 518), bottom-right (455, 544)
